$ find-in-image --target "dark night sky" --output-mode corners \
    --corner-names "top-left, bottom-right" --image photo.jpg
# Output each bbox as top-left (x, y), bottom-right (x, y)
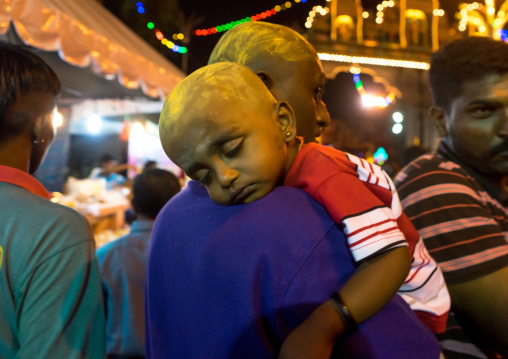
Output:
top-left (176, 0), bottom-right (331, 72)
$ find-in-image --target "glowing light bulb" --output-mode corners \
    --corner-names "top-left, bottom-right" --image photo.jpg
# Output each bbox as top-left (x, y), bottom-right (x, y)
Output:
top-left (87, 114), bottom-right (102, 134)
top-left (392, 112), bottom-right (403, 123)
top-left (392, 123), bottom-right (403, 134)
top-left (52, 110), bottom-right (63, 128)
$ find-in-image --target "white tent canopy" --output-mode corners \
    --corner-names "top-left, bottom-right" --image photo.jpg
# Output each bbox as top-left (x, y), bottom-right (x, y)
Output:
top-left (0, 0), bottom-right (185, 100)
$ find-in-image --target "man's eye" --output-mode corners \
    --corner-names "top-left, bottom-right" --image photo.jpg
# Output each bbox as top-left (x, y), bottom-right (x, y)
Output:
top-left (469, 105), bottom-right (495, 118)
top-left (224, 138), bottom-right (244, 158)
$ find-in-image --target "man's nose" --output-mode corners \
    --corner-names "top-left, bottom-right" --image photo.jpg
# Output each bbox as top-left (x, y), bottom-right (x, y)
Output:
top-left (317, 101), bottom-right (331, 128)
top-left (499, 108), bottom-right (508, 138)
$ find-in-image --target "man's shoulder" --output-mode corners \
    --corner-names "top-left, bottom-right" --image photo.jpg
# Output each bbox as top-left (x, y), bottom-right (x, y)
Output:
top-left (96, 234), bottom-right (127, 258)
top-left (0, 184), bottom-right (93, 261)
top-left (168, 181), bottom-right (330, 213)
top-left (396, 153), bottom-right (443, 179)
top-left (0, 183), bottom-right (88, 227)
top-left (154, 182), bottom-right (342, 244)
top-left (96, 231), bottom-right (146, 264)
top-left (395, 153), bottom-right (471, 190)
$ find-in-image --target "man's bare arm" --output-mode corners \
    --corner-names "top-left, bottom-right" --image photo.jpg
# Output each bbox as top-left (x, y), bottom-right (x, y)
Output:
top-left (448, 266), bottom-right (508, 356)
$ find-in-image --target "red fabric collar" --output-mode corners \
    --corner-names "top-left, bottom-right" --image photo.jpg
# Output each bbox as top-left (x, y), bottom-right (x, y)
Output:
top-left (0, 165), bottom-right (50, 199)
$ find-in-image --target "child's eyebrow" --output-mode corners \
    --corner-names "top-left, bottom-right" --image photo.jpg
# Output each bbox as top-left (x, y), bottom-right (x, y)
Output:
top-left (212, 126), bottom-right (243, 147)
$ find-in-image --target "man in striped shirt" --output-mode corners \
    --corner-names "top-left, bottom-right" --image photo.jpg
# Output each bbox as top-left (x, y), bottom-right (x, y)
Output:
top-left (395, 36), bottom-right (508, 358)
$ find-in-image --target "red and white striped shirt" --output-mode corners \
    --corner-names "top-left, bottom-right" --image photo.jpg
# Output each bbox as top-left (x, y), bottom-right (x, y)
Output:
top-left (284, 143), bottom-right (450, 333)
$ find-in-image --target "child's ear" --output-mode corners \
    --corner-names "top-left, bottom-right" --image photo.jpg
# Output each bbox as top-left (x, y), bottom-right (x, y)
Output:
top-left (256, 71), bottom-right (274, 90)
top-left (275, 101), bottom-right (297, 144)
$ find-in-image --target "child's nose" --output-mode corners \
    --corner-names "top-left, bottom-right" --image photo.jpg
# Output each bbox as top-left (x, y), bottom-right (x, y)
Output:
top-left (216, 166), bottom-right (239, 188)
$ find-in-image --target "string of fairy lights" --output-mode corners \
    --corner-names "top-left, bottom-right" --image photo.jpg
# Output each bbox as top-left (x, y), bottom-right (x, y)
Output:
top-left (132, 0), bottom-right (310, 54)
top-left (457, 1), bottom-right (508, 42)
top-left (193, 0), bottom-right (307, 36)
top-left (132, 0), bottom-right (187, 53)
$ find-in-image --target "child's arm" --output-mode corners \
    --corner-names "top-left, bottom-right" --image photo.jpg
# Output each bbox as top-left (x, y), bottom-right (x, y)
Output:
top-left (279, 246), bottom-right (411, 359)
top-left (338, 246), bottom-right (411, 324)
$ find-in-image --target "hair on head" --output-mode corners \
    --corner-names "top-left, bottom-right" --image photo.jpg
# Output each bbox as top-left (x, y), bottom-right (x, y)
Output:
top-left (0, 42), bottom-right (61, 140)
top-left (131, 169), bottom-right (181, 219)
top-left (208, 22), bottom-right (317, 67)
top-left (143, 160), bottom-right (157, 172)
top-left (429, 36), bottom-right (508, 112)
top-left (100, 153), bottom-right (116, 164)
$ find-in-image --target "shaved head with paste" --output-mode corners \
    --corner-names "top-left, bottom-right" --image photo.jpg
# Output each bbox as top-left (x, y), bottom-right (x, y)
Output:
top-left (208, 21), bottom-right (315, 65)
top-left (159, 62), bottom-right (299, 205)
top-left (209, 22), bottom-right (331, 143)
top-left (160, 62), bottom-right (276, 140)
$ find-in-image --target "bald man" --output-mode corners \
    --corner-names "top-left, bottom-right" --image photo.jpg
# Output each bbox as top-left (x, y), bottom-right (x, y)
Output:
top-left (146, 62), bottom-right (441, 358)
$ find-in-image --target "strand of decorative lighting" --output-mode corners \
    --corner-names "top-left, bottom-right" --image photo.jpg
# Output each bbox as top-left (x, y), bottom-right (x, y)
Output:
top-left (305, 3), bottom-right (330, 29)
top-left (457, 1), bottom-right (508, 42)
top-left (374, 0), bottom-right (396, 24)
top-left (374, 1), bottom-right (444, 24)
top-left (193, 0), bottom-right (308, 37)
top-left (132, 0), bottom-right (187, 53)
top-left (318, 53), bottom-right (429, 70)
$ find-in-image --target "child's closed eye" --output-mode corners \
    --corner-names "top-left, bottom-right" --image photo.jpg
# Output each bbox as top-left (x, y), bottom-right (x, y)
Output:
top-left (198, 171), bottom-right (211, 185)
top-left (223, 138), bottom-right (244, 158)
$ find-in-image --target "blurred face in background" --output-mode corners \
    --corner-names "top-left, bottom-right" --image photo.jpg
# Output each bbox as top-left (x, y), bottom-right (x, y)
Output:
top-left (432, 72), bottom-right (508, 176)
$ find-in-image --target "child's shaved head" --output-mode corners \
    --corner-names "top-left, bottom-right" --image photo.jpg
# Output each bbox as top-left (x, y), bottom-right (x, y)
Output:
top-left (160, 62), bottom-right (276, 150)
top-left (159, 62), bottom-right (299, 206)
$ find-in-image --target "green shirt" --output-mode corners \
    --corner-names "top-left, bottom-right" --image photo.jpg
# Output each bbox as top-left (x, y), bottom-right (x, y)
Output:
top-left (0, 180), bottom-right (105, 358)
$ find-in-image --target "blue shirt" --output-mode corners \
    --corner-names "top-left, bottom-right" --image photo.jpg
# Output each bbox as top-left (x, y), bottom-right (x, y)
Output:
top-left (146, 182), bottom-right (441, 358)
top-left (97, 220), bottom-right (153, 358)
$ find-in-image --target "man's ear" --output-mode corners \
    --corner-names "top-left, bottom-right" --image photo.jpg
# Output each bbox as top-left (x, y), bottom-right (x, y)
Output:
top-left (256, 71), bottom-right (274, 90)
top-left (31, 114), bottom-right (55, 144)
top-left (429, 106), bottom-right (447, 137)
top-left (275, 101), bottom-right (297, 143)
top-left (31, 117), bottom-right (44, 143)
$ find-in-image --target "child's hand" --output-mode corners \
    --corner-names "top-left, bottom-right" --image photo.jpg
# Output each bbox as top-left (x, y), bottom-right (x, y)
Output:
top-left (279, 300), bottom-right (344, 359)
